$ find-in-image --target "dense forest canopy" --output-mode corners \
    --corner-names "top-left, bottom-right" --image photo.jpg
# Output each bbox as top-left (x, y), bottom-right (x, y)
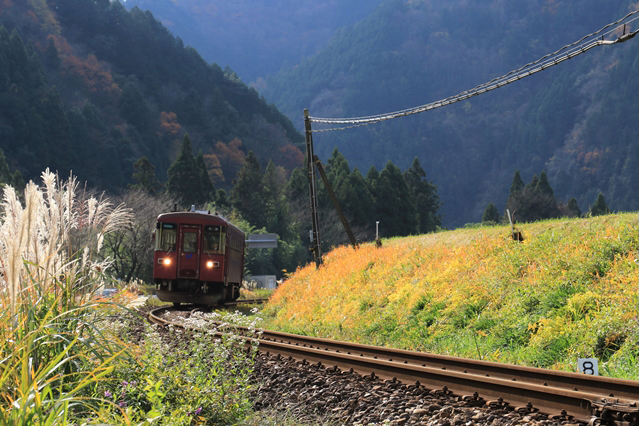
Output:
top-left (122, 0), bottom-right (386, 84)
top-left (263, 0), bottom-right (638, 227)
top-left (0, 0), bottom-right (636, 249)
top-left (0, 0), bottom-right (303, 193)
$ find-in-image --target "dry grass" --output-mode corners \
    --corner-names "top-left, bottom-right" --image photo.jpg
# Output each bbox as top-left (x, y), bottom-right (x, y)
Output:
top-left (264, 213), bottom-right (638, 378)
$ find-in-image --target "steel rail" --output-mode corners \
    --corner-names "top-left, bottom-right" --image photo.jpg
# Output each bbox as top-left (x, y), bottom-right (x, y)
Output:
top-left (256, 339), bottom-right (637, 424)
top-left (147, 307), bottom-right (639, 425)
top-left (259, 329), bottom-right (638, 402)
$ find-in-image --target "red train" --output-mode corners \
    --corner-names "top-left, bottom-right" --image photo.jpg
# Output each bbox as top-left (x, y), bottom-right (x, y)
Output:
top-left (153, 210), bottom-right (245, 306)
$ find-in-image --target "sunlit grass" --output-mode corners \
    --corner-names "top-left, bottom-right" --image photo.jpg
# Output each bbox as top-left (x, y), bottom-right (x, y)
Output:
top-left (263, 213), bottom-right (638, 379)
top-left (0, 171), bottom-right (261, 424)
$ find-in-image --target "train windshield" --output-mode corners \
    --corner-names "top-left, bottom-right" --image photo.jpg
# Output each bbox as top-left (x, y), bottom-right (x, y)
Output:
top-left (203, 225), bottom-right (226, 254)
top-left (155, 222), bottom-right (177, 251)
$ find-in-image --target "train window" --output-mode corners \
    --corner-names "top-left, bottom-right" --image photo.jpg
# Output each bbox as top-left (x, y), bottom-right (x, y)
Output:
top-left (156, 222), bottom-right (177, 252)
top-left (183, 232), bottom-right (197, 253)
top-left (203, 225), bottom-right (226, 254)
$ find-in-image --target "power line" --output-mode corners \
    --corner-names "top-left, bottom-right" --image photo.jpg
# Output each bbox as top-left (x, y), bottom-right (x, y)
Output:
top-left (308, 11), bottom-right (639, 132)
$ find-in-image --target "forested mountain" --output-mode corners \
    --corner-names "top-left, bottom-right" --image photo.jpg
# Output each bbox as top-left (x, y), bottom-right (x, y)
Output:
top-left (122, 0), bottom-right (386, 84)
top-left (0, 0), bottom-right (303, 193)
top-left (263, 0), bottom-right (639, 228)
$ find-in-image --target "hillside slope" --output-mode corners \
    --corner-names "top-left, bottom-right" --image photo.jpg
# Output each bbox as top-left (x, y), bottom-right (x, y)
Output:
top-left (0, 0), bottom-right (303, 191)
top-left (264, 213), bottom-right (638, 379)
top-left (122, 0), bottom-right (386, 83)
top-left (263, 0), bottom-right (639, 228)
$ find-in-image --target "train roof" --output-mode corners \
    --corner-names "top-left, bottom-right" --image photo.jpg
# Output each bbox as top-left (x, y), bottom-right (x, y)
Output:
top-left (156, 212), bottom-right (244, 235)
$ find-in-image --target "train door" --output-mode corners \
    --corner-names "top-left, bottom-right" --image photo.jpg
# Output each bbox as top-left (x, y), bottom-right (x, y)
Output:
top-left (177, 224), bottom-right (201, 279)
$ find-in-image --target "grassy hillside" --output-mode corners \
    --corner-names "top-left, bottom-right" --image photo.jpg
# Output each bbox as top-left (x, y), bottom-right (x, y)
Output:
top-left (263, 213), bottom-right (638, 379)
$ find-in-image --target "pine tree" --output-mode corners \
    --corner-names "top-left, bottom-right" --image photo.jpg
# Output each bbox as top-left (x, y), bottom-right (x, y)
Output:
top-left (230, 151), bottom-right (266, 228)
top-left (131, 156), bottom-right (161, 195)
top-left (403, 157), bottom-right (441, 233)
top-left (505, 170), bottom-right (559, 222)
top-left (566, 198), bottom-right (581, 218)
top-left (166, 134), bottom-right (208, 207)
top-left (482, 203), bottom-right (500, 223)
top-left (535, 170), bottom-right (554, 196)
top-left (589, 193), bottom-right (610, 216)
top-left (286, 167), bottom-right (307, 203)
top-left (374, 161), bottom-right (418, 237)
top-left (215, 189), bottom-right (229, 209)
top-left (195, 151), bottom-right (216, 203)
top-left (343, 168), bottom-right (375, 229)
top-left (44, 38), bottom-right (60, 70)
top-left (0, 148), bottom-right (12, 185)
top-left (509, 170), bottom-right (525, 195)
top-left (263, 161), bottom-right (290, 239)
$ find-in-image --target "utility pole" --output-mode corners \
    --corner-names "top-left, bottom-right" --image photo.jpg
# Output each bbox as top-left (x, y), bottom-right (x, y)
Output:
top-left (304, 109), bottom-right (322, 267)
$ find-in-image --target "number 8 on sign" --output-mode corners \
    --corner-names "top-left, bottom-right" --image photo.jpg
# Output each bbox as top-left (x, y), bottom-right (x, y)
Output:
top-left (578, 358), bottom-right (599, 375)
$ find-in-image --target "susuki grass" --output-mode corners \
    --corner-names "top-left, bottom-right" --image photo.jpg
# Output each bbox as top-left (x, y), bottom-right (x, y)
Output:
top-left (0, 170), bottom-right (134, 424)
top-left (264, 213), bottom-right (639, 379)
top-left (0, 171), bottom-right (260, 424)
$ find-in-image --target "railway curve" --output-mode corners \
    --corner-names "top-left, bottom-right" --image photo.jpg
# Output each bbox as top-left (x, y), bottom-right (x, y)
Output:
top-left (148, 307), bottom-right (638, 425)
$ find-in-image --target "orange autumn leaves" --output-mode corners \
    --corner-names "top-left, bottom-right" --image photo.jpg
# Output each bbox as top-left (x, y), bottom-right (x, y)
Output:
top-left (266, 214), bottom-right (638, 373)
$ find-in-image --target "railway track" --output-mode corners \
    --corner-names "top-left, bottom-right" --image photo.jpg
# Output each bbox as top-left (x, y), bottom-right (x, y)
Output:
top-left (148, 307), bottom-right (638, 425)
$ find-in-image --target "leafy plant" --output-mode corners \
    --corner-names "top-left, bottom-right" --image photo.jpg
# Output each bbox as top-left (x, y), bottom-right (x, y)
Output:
top-left (264, 214), bottom-right (638, 378)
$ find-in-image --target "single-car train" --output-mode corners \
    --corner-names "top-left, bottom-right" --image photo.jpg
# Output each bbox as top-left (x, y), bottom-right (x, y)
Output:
top-left (153, 210), bottom-right (245, 306)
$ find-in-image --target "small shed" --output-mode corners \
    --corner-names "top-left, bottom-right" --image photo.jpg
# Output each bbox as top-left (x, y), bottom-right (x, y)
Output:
top-left (248, 275), bottom-right (277, 289)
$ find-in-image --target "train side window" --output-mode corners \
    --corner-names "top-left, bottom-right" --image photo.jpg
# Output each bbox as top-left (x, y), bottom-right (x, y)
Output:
top-left (156, 222), bottom-right (177, 252)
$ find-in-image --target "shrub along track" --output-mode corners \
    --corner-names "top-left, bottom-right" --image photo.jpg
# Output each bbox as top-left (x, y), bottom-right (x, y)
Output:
top-left (148, 307), bottom-right (638, 426)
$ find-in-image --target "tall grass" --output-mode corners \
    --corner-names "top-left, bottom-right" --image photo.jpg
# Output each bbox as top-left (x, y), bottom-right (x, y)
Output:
top-left (1, 170), bottom-right (263, 424)
top-left (264, 214), bottom-right (639, 379)
top-left (0, 170), bottom-right (132, 424)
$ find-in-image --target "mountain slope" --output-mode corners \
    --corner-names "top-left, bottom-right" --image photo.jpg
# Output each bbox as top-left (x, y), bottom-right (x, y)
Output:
top-left (122, 0), bottom-right (386, 83)
top-left (262, 0), bottom-right (638, 227)
top-left (0, 0), bottom-right (303, 191)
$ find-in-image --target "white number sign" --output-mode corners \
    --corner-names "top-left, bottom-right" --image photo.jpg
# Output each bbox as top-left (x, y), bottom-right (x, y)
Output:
top-left (578, 358), bottom-right (599, 375)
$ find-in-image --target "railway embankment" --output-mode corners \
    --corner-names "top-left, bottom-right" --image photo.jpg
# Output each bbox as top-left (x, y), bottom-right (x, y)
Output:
top-left (263, 213), bottom-right (638, 380)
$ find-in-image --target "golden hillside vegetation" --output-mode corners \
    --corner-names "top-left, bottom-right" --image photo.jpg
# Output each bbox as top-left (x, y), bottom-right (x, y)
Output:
top-left (263, 213), bottom-right (638, 379)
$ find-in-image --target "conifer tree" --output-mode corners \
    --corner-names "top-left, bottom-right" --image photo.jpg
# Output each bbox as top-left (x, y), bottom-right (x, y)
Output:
top-left (195, 151), bottom-right (216, 203)
top-left (0, 148), bottom-right (12, 186)
top-left (215, 189), bottom-right (229, 210)
top-left (505, 169), bottom-right (559, 223)
top-left (509, 170), bottom-right (525, 196)
top-left (403, 157), bottom-right (441, 233)
top-left (535, 170), bottom-right (554, 196)
top-left (166, 134), bottom-right (210, 207)
top-left (589, 193), bottom-right (610, 216)
top-left (263, 161), bottom-right (290, 239)
top-left (286, 167), bottom-right (307, 203)
top-left (131, 156), bottom-right (161, 195)
top-left (566, 198), bottom-right (581, 218)
top-left (482, 203), bottom-right (500, 223)
top-left (343, 168), bottom-right (375, 229)
top-left (374, 161), bottom-right (418, 237)
top-left (230, 151), bottom-right (266, 228)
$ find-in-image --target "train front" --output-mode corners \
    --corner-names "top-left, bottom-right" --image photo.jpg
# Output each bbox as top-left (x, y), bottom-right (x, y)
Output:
top-left (153, 212), bottom-right (233, 306)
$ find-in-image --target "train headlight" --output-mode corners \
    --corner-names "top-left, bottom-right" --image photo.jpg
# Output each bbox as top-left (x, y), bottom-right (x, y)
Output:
top-left (206, 260), bottom-right (214, 268)
top-left (160, 258), bottom-right (171, 265)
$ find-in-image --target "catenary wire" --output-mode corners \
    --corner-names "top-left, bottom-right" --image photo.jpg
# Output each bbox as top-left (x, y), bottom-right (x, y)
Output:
top-left (308, 11), bottom-right (639, 132)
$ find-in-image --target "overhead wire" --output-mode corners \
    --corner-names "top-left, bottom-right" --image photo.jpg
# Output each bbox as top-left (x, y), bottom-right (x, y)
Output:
top-left (308, 10), bottom-right (639, 132)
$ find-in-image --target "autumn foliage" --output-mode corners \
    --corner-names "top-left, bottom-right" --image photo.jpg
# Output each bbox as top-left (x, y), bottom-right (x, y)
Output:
top-left (265, 213), bottom-right (638, 378)
top-left (159, 111), bottom-right (182, 136)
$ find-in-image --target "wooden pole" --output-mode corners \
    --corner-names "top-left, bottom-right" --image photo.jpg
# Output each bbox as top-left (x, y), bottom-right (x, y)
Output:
top-left (304, 109), bottom-right (322, 267)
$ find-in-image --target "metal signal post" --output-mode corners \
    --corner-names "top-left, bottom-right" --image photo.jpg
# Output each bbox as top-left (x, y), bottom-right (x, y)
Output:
top-left (304, 109), bottom-right (322, 268)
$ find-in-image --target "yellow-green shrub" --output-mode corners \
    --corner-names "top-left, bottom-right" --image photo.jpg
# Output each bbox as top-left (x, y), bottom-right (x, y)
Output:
top-left (264, 214), bottom-right (638, 378)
